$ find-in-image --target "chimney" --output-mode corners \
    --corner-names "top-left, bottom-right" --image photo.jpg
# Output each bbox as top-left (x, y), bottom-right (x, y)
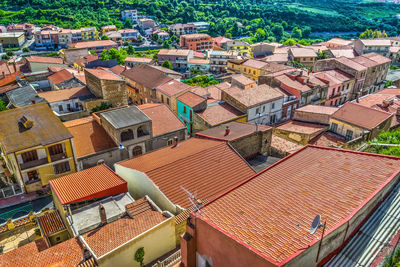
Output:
top-left (173, 136), bottom-right (179, 147)
top-left (224, 126), bottom-right (230, 136)
top-left (99, 204), bottom-right (107, 225)
top-left (31, 99), bottom-right (36, 104)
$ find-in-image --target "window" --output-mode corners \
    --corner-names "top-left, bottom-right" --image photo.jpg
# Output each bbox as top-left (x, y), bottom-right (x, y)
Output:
top-left (167, 98), bottom-right (170, 105)
top-left (48, 144), bottom-right (63, 156)
top-left (271, 103), bottom-right (275, 109)
top-left (161, 95), bottom-right (164, 103)
top-left (345, 130), bottom-right (353, 141)
top-left (190, 110), bottom-right (193, 121)
top-left (58, 105), bottom-right (63, 112)
top-left (183, 106), bottom-right (187, 114)
top-left (262, 106), bottom-right (265, 112)
top-left (56, 237), bottom-right (61, 244)
top-left (132, 146), bottom-right (143, 157)
top-left (27, 170), bottom-right (39, 182)
top-left (121, 129), bottom-right (134, 142)
top-left (54, 161), bottom-right (71, 174)
top-left (75, 102), bottom-right (79, 108)
top-left (137, 126), bottom-right (147, 137)
top-left (255, 108), bottom-right (260, 115)
top-left (167, 139), bottom-right (173, 145)
top-left (332, 88), bottom-right (335, 96)
top-left (21, 150), bottom-right (38, 163)
top-left (331, 123), bottom-right (338, 133)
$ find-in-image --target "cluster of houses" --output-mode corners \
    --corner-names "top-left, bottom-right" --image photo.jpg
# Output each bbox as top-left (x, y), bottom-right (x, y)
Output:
top-left (2, 13), bottom-right (400, 266)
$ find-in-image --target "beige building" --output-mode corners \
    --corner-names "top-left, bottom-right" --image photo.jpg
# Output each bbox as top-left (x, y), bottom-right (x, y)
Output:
top-left (288, 47), bottom-right (318, 67)
top-left (0, 32), bottom-right (25, 48)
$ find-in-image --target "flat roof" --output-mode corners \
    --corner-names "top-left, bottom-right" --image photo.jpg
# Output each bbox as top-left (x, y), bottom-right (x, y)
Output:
top-left (198, 146), bottom-right (400, 264)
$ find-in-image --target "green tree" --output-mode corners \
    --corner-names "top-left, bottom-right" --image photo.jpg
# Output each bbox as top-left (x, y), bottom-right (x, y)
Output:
top-left (360, 29), bottom-right (388, 39)
top-left (163, 40), bottom-right (171, 49)
top-left (101, 35), bottom-right (110, 40)
top-left (291, 27), bottom-right (302, 39)
top-left (91, 102), bottom-right (112, 113)
top-left (317, 50), bottom-right (328, 59)
top-left (89, 49), bottom-right (97, 56)
top-left (123, 19), bottom-right (132, 29)
top-left (161, 60), bottom-right (173, 69)
top-left (100, 48), bottom-right (127, 65)
top-left (302, 26), bottom-right (311, 39)
top-left (6, 51), bottom-right (13, 57)
top-left (1, 55), bottom-right (10, 60)
top-left (283, 38), bottom-right (296, 45)
top-left (0, 99), bottom-right (7, 111)
top-left (225, 32), bottom-right (232, 39)
top-left (134, 247), bottom-right (145, 267)
top-left (22, 47), bottom-right (30, 53)
top-left (127, 44), bottom-right (135, 55)
top-left (298, 39), bottom-right (310, 46)
top-left (271, 24), bottom-right (284, 41)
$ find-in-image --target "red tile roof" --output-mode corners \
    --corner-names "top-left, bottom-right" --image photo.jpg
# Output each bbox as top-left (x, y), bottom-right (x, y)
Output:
top-left (121, 64), bottom-right (173, 89)
top-left (332, 102), bottom-right (393, 130)
top-left (156, 80), bottom-right (191, 97)
top-left (48, 69), bottom-right (74, 85)
top-left (0, 72), bottom-right (21, 87)
top-left (37, 211), bottom-right (66, 236)
top-left (64, 117), bottom-right (117, 157)
top-left (50, 164), bottom-right (127, 205)
top-left (177, 91), bottom-right (205, 107)
top-left (275, 120), bottom-right (327, 135)
top-left (309, 131), bottom-right (346, 147)
top-left (196, 121), bottom-right (271, 141)
top-left (295, 105), bottom-right (339, 115)
top-left (74, 54), bottom-right (98, 68)
top-left (38, 86), bottom-right (91, 103)
top-left (198, 146), bottom-right (400, 264)
top-left (85, 68), bottom-right (123, 81)
top-left (83, 198), bottom-right (167, 257)
top-left (223, 84), bottom-right (284, 108)
top-left (0, 83), bottom-right (19, 94)
top-left (117, 138), bottom-right (256, 208)
top-left (271, 134), bottom-right (304, 154)
top-left (138, 103), bottom-right (186, 136)
top-left (125, 56), bottom-right (153, 63)
top-left (26, 56), bottom-right (63, 64)
top-left (69, 40), bottom-right (117, 49)
top-left (109, 65), bottom-right (126, 76)
top-left (0, 237), bottom-right (89, 267)
top-left (197, 102), bottom-right (245, 126)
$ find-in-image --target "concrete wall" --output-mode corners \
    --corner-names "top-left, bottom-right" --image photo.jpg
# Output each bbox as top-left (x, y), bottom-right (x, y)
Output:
top-left (151, 129), bottom-right (187, 151)
top-left (114, 165), bottom-right (179, 214)
top-left (63, 48), bottom-right (89, 65)
top-left (274, 125), bottom-right (327, 145)
top-left (97, 217), bottom-right (176, 267)
top-left (76, 148), bottom-right (125, 171)
top-left (29, 62), bottom-right (68, 73)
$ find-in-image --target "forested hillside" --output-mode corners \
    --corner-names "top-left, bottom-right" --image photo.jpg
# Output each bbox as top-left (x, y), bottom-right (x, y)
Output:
top-left (1, 0), bottom-right (400, 41)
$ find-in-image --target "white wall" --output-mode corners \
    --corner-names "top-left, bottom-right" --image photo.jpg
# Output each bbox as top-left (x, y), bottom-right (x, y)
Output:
top-left (247, 98), bottom-right (284, 124)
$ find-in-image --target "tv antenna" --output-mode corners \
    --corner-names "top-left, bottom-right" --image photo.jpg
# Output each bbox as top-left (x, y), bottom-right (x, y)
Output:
top-left (181, 186), bottom-right (202, 214)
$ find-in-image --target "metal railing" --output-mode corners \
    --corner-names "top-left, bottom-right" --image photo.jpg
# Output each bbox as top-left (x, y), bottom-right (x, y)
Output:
top-left (152, 250), bottom-right (181, 267)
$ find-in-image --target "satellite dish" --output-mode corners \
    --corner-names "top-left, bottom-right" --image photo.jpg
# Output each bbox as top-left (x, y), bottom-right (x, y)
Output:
top-left (310, 214), bottom-right (321, 235)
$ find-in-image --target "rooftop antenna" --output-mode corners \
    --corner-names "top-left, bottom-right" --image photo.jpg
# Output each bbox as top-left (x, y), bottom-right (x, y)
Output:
top-left (181, 186), bottom-right (202, 214)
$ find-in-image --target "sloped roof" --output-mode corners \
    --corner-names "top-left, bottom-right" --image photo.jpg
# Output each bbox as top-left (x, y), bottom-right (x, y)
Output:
top-left (37, 211), bottom-right (66, 236)
top-left (6, 85), bottom-right (46, 107)
top-left (198, 146), bottom-right (400, 264)
top-left (47, 69), bottom-right (73, 85)
top-left (223, 84), bottom-right (284, 108)
top-left (196, 102), bottom-right (245, 126)
top-left (289, 47), bottom-right (317, 57)
top-left (275, 120), bottom-right (327, 135)
top-left (156, 80), bottom-right (191, 97)
top-left (295, 105), bottom-right (339, 115)
top-left (50, 164), bottom-right (127, 205)
top-left (121, 64), bottom-right (173, 89)
top-left (138, 104), bottom-right (186, 136)
top-left (0, 103), bottom-right (72, 154)
top-left (26, 56), bottom-right (63, 64)
top-left (100, 105), bottom-right (151, 129)
top-left (177, 91), bottom-right (205, 107)
top-left (85, 68), bottom-right (123, 81)
top-left (332, 102), bottom-right (393, 130)
top-left (69, 40), bottom-right (117, 49)
top-left (64, 117), bottom-right (117, 158)
top-left (117, 138), bottom-right (256, 208)
top-left (38, 86), bottom-right (92, 103)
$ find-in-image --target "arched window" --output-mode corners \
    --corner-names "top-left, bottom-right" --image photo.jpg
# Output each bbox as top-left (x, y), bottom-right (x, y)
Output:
top-left (132, 146), bottom-right (142, 157)
top-left (121, 129), bottom-right (134, 142)
top-left (137, 126), bottom-right (148, 138)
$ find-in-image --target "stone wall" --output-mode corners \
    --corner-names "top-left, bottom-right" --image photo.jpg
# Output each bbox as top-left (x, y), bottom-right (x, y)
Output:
top-left (229, 129), bottom-right (272, 159)
top-left (220, 91), bottom-right (247, 113)
top-left (63, 47), bottom-right (89, 65)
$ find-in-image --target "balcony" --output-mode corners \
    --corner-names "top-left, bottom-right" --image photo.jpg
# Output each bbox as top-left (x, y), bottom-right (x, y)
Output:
top-left (50, 153), bottom-right (66, 162)
top-left (20, 158), bottom-right (48, 170)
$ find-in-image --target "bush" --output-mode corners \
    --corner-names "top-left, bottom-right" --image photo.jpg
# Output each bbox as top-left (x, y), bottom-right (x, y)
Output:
top-left (161, 60), bottom-right (173, 70)
top-left (91, 102), bottom-right (112, 113)
top-left (22, 47), bottom-right (30, 53)
top-left (183, 75), bottom-right (220, 87)
top-left (6, 51), bottom-right (13, 56)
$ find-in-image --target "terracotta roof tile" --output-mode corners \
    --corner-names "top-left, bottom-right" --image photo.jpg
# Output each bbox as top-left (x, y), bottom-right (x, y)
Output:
top-left (85, 68), bottom-right (123, 81)
top-left (309, 131), bottom-right (346, 147)
top-left (109, 65), bottom-right (126, 76)
top-left (197, 102), bottom-right (245, 126)
top-left (223, 84), bottom-right (284, 108)
top-left (125, 57), bottom-right (153, 63)
top-left (332, 102), bottom-right (393, 130)
top-left (47, 69), bottom-right (74, 85)
top-left (38, 86), bottom-right (92, 103)
top-left (275, 120), bottom-right (327, 135)
top-left (295, 105), bottom-right (339, 115)
top-left (158, 49), bottom-right (191, 56)
top-left (84, 197), bottom-right (167, 257)
top-left (37, 211), bottom-right (66, 236)
top-left (121, 64), bottom-right (173, 89)
top-left (0, 83), bottom-right (19, 94)
top-left (138, 104), bottom-right (186, 136)
top-left (64, 117), bottom-right (117, 157)
top-left (156, 80), bottom-right (191, 97)
top-left (289, 47), bottom-right (317, 57)
top-left (177, 91), bottom-right (205, 107)
top-left (0, 72), bottom-right (21, 87)
top-left (74, 54), bottom-right (98, 68)
top-left (50, 164), bottom-right (127, 205)
top-left (26, 56), bottom-right (63, 64)
top-left (231, 75), bottom-right (256, 86)
top-left (198, 146), bottom-right (400, 264)
top-left (357, 91), bottom-right (400, 116)
top-left (117, 138), bottom-right (255, 208)
top-left (0, 103), bottom-right (73, 154)
top-left (69, 40), bottom-right (117, 49)
top-left (271, 134), bottom-right (304, 154)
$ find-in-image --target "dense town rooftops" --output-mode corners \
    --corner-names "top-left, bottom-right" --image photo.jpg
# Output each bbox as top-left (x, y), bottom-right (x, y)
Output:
top-left (362, 52), bottom-right (391, 65)
top-left (68, 40), bottom-right (117, 49)
top-left (196, 101), bottom-right (245, 126)
top-left (156, 79), bottom-right (191, 97)
top-left (74, 54), bottom-right (98, 68)
top-left (50, 164), bottom-right (127, 205)
top-left (138, 104), bottom-right (186, 136)
top-left (332, 102), bottom-right (393, 130)
top-left (26, 56), bottom-right (63, 64)
top-left (85, 68), bottom-right (123, 81)
top-left (334, 56), bottom-right (367, 71)
top-left (0, 103), bottom-right (72, 154)
top-left (197, 145), bottom-right (400, 264)
top-left (177, 91), bottom-right (205, 107)
top-left (314, 69), bottom-right (353, 85)
top-left (196, 121), bottom-right (271, 141)
top-left (121, 64), bottom-right (173, 89)
top-left (99, 105), bottom-right (151, 129)
top-left (117, 138), bottom-right (255, 208)
top-left (64, 117), bottom-right (117, 158)
top-left (271, 134), bottom-right (304, 154)
top-left (223, 84), bottom-right (284, 108)
top-left (38, 86), bottom-right (92, 103)
top-left (231, 75), bottom-right (256, 86)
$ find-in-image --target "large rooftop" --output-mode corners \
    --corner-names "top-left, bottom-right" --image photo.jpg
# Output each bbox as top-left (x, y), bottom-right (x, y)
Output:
top-left (0, 103), bottom-right (73, 154)
top-left (99, 105), bottom-right (151, 129)
top-left (196, 101), bottom-right (245, 126)
top-left (198, 146), bottom-right (400, 264)
top-left (223, 84), bottom-right (284, 108)
top-left (156, 79), bottom-right (191, 97)
top-left (117, 138), bottom-right (256, 208)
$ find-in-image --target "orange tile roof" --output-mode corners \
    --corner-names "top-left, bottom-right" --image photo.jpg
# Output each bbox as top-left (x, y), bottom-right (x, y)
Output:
top-left (37, 211), bottom-right (66, 236)
top-left (109, 65), bottom-right (126, 76)
top-left (357, 93), bottom-right (400, 115)
top-left (48, 69), bottom-right (74, 85)
top-left (231, 75), bottom-right (256, 86)
top-left (85, 68), bottom-right (123, 81)
top-left (26, 56), bottom-right (63, 64)
top-left (177, 91), bottom-right (205, 107)
top-left (295, 105), bottom-right (339, 115)
top-left (74, 54), bottom-right (98, 67)
top-left (0, 237), bottom-right (89, 267)
top-left (271, 134), bottom-right (304, 154)
top-left (125, 56), bottom-right (153, 63)
top-left (309, 131), bottom-right (346, 147)
top-left (197, 102), bottom-right (245, 126)
top-left (117, 138), bottom-right (255, 208)
top-left (83, 198), bottom-right (167, 257)
top-left (0, 83), bottom-right (19, 94)
top-left (64, 117), bottom-right (117, 157)
top-left (196, 121), bottom-right (271, 141)
top-left (69, 40), bottom-right (117, 49)
top-left (332, 102), bottom-right (393, 130)
top-left (0, 72), bottom-right (21, 87)
top-left (38, 86), bottom-right (91, 103)
top-left (50, 164), bottom-right (127, 205)
top-left (198, 146), bottom-right (400, 264)
top-left (156, 80), bottom-right (191, 97)
top-left (138, 104), bottom-right (186, 136)
top-left (223, 84), bottom-right (284, 108)
top-left (275, 120), bottom-right (327, 135)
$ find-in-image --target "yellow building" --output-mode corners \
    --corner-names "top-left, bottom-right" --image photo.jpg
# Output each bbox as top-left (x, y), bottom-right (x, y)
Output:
top-left (227, 58), bottom-right (291, 81)
top-left (222, 40), bottom-right (252, 58)
top-left (0, 103), bottom-right (76, 194)
top-left (80, 27), bottom-right (99, 41)
top-left (101, 25), bottom-right (117, 34)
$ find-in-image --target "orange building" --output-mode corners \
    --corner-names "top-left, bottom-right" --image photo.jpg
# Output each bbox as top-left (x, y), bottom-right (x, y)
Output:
top-left (180, 33), bottom-right (213, 51)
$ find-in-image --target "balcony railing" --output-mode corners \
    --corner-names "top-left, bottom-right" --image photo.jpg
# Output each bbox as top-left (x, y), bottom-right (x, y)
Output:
top-left (50, 153), bottom-right (66, 162)
top-left (20, 158), bottom-right (48, 170)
